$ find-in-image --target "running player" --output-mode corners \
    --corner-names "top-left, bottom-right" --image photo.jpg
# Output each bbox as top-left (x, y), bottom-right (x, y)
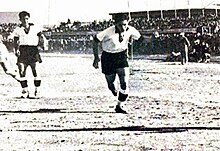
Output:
top-left (92, 13), bottom-right (144, 114)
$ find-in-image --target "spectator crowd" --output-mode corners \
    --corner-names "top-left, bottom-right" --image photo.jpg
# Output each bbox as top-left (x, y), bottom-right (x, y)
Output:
top-left (1, 13), bottom-right (220, 57)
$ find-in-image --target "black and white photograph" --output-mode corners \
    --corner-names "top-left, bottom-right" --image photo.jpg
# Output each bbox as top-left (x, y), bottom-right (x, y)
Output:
top-left (0, 0), bottom-right (220, 150)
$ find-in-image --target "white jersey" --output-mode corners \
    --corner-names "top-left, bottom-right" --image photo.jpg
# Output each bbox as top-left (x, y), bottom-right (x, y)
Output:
top-left (0, 42), bottom-right (9, 62)
top-left (0, 41), bottom-right (17, 73)
top-left (10, 24), bottom-right (42, 46)
top-left (96, 25), bottom-right (141, 53)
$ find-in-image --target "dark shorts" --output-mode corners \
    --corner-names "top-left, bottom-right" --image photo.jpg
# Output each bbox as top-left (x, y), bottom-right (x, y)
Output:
top-left (18, 45), bottom-right (42, 64)
top-left (101, 50), bottom-right (129, 75)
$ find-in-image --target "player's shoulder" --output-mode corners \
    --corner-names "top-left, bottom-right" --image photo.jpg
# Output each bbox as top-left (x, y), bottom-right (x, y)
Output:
top-left (30, 23), bottom-right (44, 32)
top-left (97, 25), bottom-right (114, 36)
top-left (13, 25), bottom-right (23, 33)
top-left (103, 25), bottom-right (115, 32)
top-left (128, 25), bottom-right (138, 31)
top-left (14, 25), bottom-right (21, 31)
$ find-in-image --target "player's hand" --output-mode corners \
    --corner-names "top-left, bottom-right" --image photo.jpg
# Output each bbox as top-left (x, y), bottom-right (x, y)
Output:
top-left (93, 58), bottom-right (100, 69)
top-left (37, 46), bottom-right (44, 51)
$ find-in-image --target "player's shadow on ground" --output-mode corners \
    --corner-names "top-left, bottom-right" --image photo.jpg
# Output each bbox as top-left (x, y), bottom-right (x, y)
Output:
top-left (1, 109), bottom-right (220, 133)
top-left (17, 126), bottom-right (220, 133)
top-left (0, 108), bottom-right (115, 114)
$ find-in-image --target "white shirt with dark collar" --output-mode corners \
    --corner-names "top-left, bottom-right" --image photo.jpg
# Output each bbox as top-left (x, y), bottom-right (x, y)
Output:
top-left (11, 24), bottom-right (42, 46)
top-left (96, 25), bottom-right (141, 53)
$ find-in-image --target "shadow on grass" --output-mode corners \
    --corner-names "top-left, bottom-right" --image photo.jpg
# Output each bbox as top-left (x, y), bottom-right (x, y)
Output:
top-left (0, 108), bottom-right (115, 114)
top-left (1, 109), bottom-right (219, 133)
top-left (16, 126), bottom-right (220, 133)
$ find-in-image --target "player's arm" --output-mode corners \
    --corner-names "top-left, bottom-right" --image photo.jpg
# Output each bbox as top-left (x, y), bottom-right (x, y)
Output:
top-left (130, 27), bottom-right (145, 43)
top-left (36, 32), bottom-right (45, 63)
top-left (0, 62), bottom-right (7, 73)
top-left (133, 35), bottom-right (146, 48)
top-left (14, 36), bottom-right (20, 56)
top-left (37, 32), bottom-right (46, 51)
top-left (92, 35), bottom-right (100, 69)
top-left (137, 35), bottom-right (145, 43)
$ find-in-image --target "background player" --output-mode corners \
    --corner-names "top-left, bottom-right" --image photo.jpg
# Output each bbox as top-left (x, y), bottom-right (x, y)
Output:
top-left (10, 11), bottom-right (46, 98)
top-left (0, 35), bottom-right (19, 81)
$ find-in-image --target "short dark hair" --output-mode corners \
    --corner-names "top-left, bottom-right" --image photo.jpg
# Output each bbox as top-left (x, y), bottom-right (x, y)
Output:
top-left (19, 11), bottom-right (30, 19)
top-left (114, 13), bottom-right (129, 23)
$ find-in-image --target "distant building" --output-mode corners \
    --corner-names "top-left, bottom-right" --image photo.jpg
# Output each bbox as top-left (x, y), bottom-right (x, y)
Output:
top-left (110, 8), bottom-right (220, 20)
top-left (110, 0), bottom-right (220, 20)
top-left (109, 6), bottom-right (220, 35)
top-left (0, 12), bottom-right (19, 24)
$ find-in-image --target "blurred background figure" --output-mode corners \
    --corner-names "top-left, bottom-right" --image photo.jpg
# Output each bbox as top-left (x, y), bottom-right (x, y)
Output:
top-left (0, 34), bottom-right (19, 81)
top-left (178, 32), bottom-right (190, 65)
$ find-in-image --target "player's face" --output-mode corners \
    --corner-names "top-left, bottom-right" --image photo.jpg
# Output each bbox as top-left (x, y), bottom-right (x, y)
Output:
top-left (116, 20), bottom-right (128, 32)
top-left (20, 15), bottom-right (29, 27)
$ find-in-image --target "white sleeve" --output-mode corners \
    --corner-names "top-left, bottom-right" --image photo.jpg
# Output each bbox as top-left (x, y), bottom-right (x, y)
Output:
top-left (96, 29), bottom-right (107, 41)
top-left (8, 27), bottom-right (19, 40)
top-left (96, 26), bottom-right (112, 41)
top-left (130, 26), bottom-right (141, 40)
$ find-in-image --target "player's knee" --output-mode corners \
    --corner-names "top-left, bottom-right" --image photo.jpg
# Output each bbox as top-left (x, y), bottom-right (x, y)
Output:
top-left (0, 62), bottom-right (7, 72)
top-left (19, 71), bottom-right (26, 77)
top-left (20, 80), bottom-right (28, 88)
top-left (33, 72), bottom-right (37, 77)
top-left (108, 83), bottom-right (115, 91)
top-left (118, 91), bottom-right (128, 102)
top-left (120, 82), bottom-right (127, 90)
top-left (30, 68), bottom-right (37, 77)
top-left (34, 80), bottom-right (41, 87)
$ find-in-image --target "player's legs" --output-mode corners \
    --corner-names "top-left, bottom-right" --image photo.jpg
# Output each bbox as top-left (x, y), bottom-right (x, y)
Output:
top-left (0, 54), bottom-right (19, 80)
top-left (105, 73), bottom-right (117, 96)
top-left (17, 62), bottom-right (29, 97)
top-left (101, 51), bottom-right (128, 113)
top-left (0, 62), bottom-right (7, 72)
top-left (17, 62), bottom-right (28, 77)
top-left (116, 67), bottom-right (129, 102)
top-left (30, 62), bottom-right (41, 97)
top-left (1, 62), bottom-right (19, 81)
top-left (114, 67), bottom-right (129, 114)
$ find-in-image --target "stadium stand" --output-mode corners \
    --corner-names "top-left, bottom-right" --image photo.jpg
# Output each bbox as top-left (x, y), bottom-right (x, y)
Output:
top-left (1, 8), bottom-right (220, 56)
